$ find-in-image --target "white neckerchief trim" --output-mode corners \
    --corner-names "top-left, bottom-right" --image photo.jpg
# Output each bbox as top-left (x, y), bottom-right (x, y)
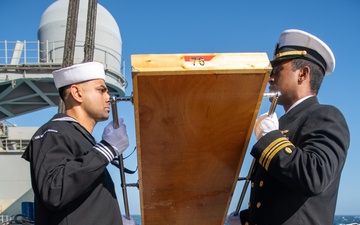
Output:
top-left (52, 116), bottom-right (78, 123)
top-left (286, 95), bottom-right (314, 114)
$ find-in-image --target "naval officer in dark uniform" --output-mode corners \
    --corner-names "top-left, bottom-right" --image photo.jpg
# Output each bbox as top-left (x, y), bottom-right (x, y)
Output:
top-left (229, 29), bottom-right (350, 225)
top-left (22, 62), bottom-right (133, 225)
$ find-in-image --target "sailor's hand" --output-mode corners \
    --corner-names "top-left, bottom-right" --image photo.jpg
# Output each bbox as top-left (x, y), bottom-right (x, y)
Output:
top-left (122, 216), bottom-right (136, 225)
top-left (102, 118), bottom-right (129, 155)
top-left (254, 112), bottom-right (279, 140)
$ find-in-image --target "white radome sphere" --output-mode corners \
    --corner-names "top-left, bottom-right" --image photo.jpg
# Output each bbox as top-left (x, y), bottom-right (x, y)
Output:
top-left (38, 0), bottom-right (122, 74)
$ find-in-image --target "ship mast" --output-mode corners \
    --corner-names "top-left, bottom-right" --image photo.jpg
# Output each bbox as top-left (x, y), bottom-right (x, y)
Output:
top-left (58, 0), bottom-right (98, 113)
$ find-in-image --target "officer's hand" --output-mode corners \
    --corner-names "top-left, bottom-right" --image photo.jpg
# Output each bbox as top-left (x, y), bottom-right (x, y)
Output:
top-left (102, 118), bottom-right (129, 155)
top-left (254, 112), bottom-right (279, 140)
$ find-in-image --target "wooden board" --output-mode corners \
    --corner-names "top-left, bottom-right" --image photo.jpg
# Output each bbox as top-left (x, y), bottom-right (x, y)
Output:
top-left (131, 53), bottom-right (271, 225)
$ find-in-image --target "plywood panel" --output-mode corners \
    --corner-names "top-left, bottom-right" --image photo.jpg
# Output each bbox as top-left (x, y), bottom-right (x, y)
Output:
top-left (131, 53), bottom-right (271, 225)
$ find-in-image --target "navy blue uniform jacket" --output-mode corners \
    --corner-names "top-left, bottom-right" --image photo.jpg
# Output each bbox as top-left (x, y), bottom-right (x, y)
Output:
top-left (22, 114), bottom-right (123, 225)
top-left (240, 96), bottom-right (350, 225)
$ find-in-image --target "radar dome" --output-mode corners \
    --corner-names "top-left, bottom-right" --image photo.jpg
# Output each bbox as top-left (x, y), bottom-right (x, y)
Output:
top-left (37, 0), bottom-right (125, 93)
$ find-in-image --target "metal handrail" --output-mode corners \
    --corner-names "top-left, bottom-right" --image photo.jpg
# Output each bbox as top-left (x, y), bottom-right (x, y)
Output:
top-left (0, 40), bottom-right (125, 75)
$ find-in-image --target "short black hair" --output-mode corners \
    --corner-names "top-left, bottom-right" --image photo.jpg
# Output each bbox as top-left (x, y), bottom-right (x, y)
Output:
top-left (58, 85), bottom-right (71, 101)
top-left (291, 58), bottom-right (324, 95)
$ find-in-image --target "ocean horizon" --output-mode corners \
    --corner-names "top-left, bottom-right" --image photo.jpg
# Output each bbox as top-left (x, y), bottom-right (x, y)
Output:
top-left (129, 215), bottom-right (360, 225)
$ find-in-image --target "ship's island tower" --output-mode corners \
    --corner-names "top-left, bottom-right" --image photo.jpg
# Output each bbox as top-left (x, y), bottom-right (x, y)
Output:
top-left (0, 0), bottom-right (126, 220)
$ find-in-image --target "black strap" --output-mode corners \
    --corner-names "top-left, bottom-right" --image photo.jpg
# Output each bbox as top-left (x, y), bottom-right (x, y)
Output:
top-left (111, 157), bottom-right (138, 174)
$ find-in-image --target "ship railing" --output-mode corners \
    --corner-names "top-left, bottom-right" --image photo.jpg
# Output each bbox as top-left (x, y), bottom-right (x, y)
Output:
top-left (0, 40), bottom-right (125, 77)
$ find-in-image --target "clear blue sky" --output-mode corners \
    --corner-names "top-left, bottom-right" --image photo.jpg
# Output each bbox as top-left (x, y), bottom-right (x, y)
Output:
top-left (1, 0), bottom-right (359, 216)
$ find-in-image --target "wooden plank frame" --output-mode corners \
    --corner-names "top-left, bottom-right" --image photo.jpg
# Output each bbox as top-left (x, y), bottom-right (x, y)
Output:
top-left (131, 53), bottom-right (271, 225)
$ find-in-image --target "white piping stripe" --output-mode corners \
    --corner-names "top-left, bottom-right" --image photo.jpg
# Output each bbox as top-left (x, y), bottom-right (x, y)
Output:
top-left (98, 142), bottom-right (114, 159)
top-left (94, 143), bottom-right (114, 162)
top-left (52, 117), bottom-right (78, 123)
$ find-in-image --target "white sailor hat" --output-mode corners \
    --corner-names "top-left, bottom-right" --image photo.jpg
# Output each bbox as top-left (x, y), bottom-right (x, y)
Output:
top-left (52, 62), bottom-right (106, 89)
top-left (272, 29), bottom-right (335, 76)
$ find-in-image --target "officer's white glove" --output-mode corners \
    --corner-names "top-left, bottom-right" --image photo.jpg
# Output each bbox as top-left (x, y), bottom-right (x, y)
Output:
top-left (122, 216), bottom-right (136, 225)
top-left (227, 211), bottom-right (242, 225)
top-left (254, 112), bottom-right (279, 140)
top-left (102, 118), bottom-right (129, 155)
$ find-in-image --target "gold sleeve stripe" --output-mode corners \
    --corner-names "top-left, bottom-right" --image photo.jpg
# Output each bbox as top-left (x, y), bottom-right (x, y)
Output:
top-left (264, 142), bottom-right (293, 170)
top-left (259, 137), bottom-right (288, 163)
top-left (261, 140), bottom-right (287, 166)
top-left (259, 137), bottom-right (294, 170)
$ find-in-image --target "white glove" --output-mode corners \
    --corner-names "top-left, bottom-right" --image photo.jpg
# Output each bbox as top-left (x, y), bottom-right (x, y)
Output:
top-left (102, 118), bottom-right (129, 155)
top-left (122, 215), bottom-right (136, 225)
top-left (254, 112), bottom-right (279, 140)
top-left (227, 211), bottom-right (242, 225)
